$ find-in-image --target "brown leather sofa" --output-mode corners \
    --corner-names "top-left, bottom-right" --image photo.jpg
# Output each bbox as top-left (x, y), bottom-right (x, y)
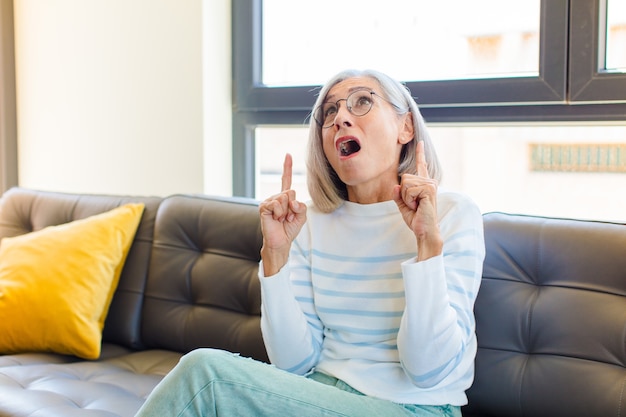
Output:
top-left (0, 187), bottom-right (624, 417)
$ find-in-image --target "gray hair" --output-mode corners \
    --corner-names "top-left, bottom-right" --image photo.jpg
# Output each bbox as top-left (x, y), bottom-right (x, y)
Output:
top-left (306, 69), bottom-right (442, 213)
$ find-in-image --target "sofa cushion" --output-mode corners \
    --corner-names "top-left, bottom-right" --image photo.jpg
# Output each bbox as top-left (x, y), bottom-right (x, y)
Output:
top-left (140, 195), bottom-right (268, 361)
top-left (0, 187), bottom-right (163, 350)
top-left (464, 213), bottom-right (626, 417)
top-left (0, 203), bottom-right (145, 359)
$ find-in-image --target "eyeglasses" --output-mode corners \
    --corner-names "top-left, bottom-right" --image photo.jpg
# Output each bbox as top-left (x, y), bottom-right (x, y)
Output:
top-left (313, 89), bottom-right (393, 128)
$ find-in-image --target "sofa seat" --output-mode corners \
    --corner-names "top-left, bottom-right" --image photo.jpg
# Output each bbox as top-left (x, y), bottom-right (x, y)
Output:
top-left (0, 345), bottom-right (181, 416)
top-left (0, 344), bottom-right (137, 368)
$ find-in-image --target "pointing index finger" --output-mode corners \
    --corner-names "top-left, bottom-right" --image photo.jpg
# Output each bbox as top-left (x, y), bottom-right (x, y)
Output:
top-left (281, 153), bottom-right (293, 192)
top-left (416, 140), bottom-right (429, 178)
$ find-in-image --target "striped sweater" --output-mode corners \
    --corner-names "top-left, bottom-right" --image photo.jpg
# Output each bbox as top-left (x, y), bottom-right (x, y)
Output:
top-left (259, 190), bottom-right (485, 406)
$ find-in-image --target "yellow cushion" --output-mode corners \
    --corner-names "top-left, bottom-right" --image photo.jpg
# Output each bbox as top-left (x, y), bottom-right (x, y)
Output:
top-left (0, 203), bottom-right (144, 359)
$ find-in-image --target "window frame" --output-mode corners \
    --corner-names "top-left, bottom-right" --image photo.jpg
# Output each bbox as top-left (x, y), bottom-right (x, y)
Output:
top-left (569, 0), bottom-right (626, 102)
top-left (233, 0), bottom-right (570, 111)
top-left (232, 0), bottom-right (626, 197)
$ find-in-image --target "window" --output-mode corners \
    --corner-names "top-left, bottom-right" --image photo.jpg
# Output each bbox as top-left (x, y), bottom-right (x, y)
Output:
top-left (233, 0), bottom-right (626, 221)
top-left (234, 0), bottom-right (568, 111)
top-left (606, 0), bottom-right (626, 70)
top-left (256, 124), bottom-right (626, 222)
top-left (262, 1), bottom-right (541, 86)
top-left (569, 0), bottom-right (626, 101)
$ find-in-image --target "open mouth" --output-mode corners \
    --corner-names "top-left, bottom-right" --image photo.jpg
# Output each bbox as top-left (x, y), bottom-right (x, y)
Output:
top-left (338, 139), bottom-right (361, 157)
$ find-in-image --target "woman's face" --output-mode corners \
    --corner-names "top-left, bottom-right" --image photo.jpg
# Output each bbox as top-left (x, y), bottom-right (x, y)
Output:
top-left (320, 76), bottom-right (414, 202)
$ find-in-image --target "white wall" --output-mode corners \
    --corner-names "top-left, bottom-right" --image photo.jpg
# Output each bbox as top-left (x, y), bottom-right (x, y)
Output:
top-left (13, 0), bottom-right (232, 197)
top-left (202, 0), bottom-right (232, 196)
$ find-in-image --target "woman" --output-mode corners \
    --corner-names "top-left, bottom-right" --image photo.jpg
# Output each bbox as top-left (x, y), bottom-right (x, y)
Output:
top-left (136, 69), bottom-right (485, 417)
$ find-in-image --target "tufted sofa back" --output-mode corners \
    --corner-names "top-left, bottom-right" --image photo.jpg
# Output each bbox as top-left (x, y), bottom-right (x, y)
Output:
top-left (463, 212), bottom-right (626, 417)
top-left (140, 195), bottom-right (267, 361)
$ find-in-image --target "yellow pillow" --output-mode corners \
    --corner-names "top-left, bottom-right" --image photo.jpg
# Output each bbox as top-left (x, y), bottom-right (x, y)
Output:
top-left (0, 203), bottom-right (144, 359)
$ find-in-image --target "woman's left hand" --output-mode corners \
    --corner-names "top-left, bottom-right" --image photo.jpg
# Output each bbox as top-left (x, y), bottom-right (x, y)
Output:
top-left (392, 140), bottom-right (443, 261)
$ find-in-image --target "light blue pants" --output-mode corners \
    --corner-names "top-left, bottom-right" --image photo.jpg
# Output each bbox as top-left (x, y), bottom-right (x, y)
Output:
top-left (135, 349), bottom-right (462, 417)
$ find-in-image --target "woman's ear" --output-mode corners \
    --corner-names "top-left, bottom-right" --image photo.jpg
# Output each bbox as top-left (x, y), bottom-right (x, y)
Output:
top-left (398, 112), bottom-right (414, 145)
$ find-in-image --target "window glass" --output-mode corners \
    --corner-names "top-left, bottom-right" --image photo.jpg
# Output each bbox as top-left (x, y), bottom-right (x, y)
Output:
top-left (606, 0), bottom-right (626, 71)
top-left (256, 124), bottom-right (626, 222)
top-left (262, 0), bottom-right (540, 86)
top-left (255, 127), bottom-right (309, 200)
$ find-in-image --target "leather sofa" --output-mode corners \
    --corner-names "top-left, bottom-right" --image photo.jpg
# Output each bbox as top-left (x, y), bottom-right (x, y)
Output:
top-left (0, 187), bottom-right (624, 417)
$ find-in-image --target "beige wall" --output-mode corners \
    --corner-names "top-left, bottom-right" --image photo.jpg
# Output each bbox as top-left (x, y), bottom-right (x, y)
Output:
top-left (13, 0), bottom-right (232, 197)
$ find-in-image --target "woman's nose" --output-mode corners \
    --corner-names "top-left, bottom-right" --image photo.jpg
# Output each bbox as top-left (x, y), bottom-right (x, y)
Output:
top-left (333, 104), bottom-right (353, 128)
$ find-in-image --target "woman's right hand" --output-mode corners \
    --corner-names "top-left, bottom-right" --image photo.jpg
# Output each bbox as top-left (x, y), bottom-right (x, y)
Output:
top-left (259, 153), bottom-right (307, 276)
